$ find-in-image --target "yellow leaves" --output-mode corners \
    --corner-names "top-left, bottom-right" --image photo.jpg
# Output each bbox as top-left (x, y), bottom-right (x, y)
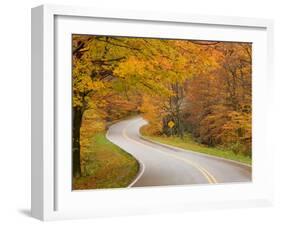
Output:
top-left (91, 81), bottom-right (105, 91)
top-left (157, 56), bottom-right (173, 70)
top-left (72, 35), bottom-right (252, 157)
top-left (73, 96), bottom-right (83, 108)
top-left (139, 95), bottom-right (163, 135)
top-left (73, 74), bottom-right (91, 93)
top-left (114, 56), bottom-right (146, 78)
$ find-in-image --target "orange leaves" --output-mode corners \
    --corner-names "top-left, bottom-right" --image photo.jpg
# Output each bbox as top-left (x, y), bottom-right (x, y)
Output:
top-left (184, 42), bottom-right (252, 156)
top-left (204, 110), bottom-right (251, 155)
top-left (72, 34), bottom-right (252, 156)
top-left (157, 56), bottom-right (173, 71)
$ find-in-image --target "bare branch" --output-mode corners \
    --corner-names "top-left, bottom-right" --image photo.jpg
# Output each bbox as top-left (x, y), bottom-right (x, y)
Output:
top-left (190, 41), bottom-right (220, 46)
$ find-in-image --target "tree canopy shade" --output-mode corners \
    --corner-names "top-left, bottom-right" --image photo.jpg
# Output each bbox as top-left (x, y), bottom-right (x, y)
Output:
top-left (72, 34), bottom-right (252, 178)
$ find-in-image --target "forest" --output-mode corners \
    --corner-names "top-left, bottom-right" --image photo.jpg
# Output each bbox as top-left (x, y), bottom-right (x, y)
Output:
top-left (72, 34), bottom-right (252, 189)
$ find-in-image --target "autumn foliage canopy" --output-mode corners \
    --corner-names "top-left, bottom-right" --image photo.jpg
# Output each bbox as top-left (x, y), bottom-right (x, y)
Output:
top-left (72, 35), bottom-right (252, 177)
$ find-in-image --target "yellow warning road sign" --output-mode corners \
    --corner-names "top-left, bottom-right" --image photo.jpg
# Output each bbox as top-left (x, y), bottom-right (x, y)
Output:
top-left (168, 121), bottom-right (175, 128)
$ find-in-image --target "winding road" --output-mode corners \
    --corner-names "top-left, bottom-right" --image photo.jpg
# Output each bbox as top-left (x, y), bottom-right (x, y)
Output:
top-left (106, 117), bottom-right (251, 187)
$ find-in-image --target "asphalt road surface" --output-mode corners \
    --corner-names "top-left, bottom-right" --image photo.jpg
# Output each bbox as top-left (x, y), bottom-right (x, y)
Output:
top-left (106, 117), bottom-right (251, 187)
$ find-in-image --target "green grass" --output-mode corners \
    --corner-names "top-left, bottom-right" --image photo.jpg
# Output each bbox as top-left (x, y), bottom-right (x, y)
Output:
top-left (73, 132), bottom-right (139, 190)
top-left (142, 132), bottom-right (252, 165)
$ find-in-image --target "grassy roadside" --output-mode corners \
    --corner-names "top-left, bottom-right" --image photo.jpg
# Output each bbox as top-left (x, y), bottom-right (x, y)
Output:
top-left (141, 128), bottom-right (251, 165)
top-left (73, 132), bottom-right (139, 190)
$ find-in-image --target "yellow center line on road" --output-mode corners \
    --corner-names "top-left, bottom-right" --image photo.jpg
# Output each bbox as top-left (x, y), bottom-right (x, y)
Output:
top-left (122, 122), bottom-right (218, 184)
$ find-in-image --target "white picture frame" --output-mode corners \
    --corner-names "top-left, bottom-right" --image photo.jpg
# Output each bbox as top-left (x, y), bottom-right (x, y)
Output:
top-left (31, 4), bottom-right (274, 221)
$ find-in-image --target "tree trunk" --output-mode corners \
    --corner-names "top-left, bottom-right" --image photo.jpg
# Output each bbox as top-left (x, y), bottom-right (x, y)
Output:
top-left (72, 107), bottom-right (83, 177)
top-left (177, 115), bottom-right (184, 139)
